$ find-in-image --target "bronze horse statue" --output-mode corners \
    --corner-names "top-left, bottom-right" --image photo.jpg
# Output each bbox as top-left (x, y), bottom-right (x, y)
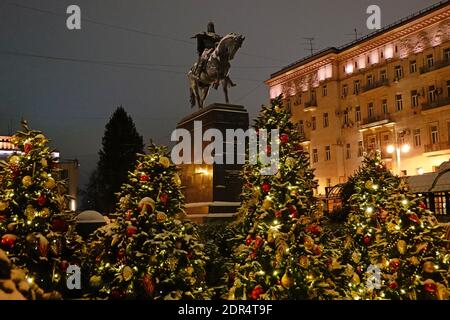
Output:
top-left (188, 33), bottom-right (245, 109)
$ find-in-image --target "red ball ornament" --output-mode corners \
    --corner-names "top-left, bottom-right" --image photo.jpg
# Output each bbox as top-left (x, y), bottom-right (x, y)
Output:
top-left (419, 202), bottom-right (427, 210)
top-left (253, 236), bottom-right (263, 250)
top-left (275, 210), bottom-right (282, 218)
top-left (1, 234), bottom-right (17, 249)
top-left (408, 213), bottom-right (420, 224)
top-left (305, 224), bottom-right (321, 235)
top-left (280, 133), bottom-right (289, 144)
top-left (389, 281), bottom-right (398, 289)
top-left (266, 145), bottom-right (272, 154)
top-left (24, 143), bottom-right (32, 155)
top-left (116, 248), bottom-right (126, 262)
top-left (159, 193), bottom-right (169, 204)
top-left (187, 251), bottom-right (194, 260)
top-left (59, 260), bottom-right (69, 273)
top-left (424, 282), bottom-right (437, 295)
top-left (37, 195), bottom-right (47, 206)
top-left (261, 182), bottom-right (271, 193)
top-left (363, 235), bottom-right (372, 245)
top-left (312, 245), bottom-right (322, 256)
top-left (140, 174), bottom-right (149, 182)
top-left (389, 259), bottom-right (401, 272)
top-left (51, 218), bottom-right (68, 232)
top-left (251, 286), bottom-right (264, 300)
top-left (126, 225), bottom-right (138, 237)
top-left (245, 236), bottom-right (254, 246)
top-left (143, 275), bottom-right (155, 296)
top-left (289, 205), bottom-right (298, 218)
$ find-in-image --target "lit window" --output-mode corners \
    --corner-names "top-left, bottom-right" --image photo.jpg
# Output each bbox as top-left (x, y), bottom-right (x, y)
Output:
top-left (323, 113), bottom-right (329, 128)
top-left (311, 117), bottom-right (316, 131)
top-left (410, 60), bottom-right (417, 73)
top-left (396, 94), bottom-right (403, 111)
top-left (411, 90), bottom-right (419, 108)
top-left (325, 146), bottom-right (331, 161)
top-left (355, 106), bottom-right (361, 122)
top-left (358, 141), bottom-right (364, 157)
top-left (382, 99), bottom-right (388, 114)
top-left (312, 149), bottom-right (318, 163)
top-left (413, 129), bottom-right (421, 147)
top-left (430, 125), bottom-right (439, 144)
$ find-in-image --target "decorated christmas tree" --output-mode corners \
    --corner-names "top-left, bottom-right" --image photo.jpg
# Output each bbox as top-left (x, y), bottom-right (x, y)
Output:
top-left (86, 144), bottom-right (209, 299)
top-left (227, 96), bottom-right (345, 300)
top-left (342, 151), bottom-right (450, 300)
top-left (0, 249), bottom-right (60, 300)
top-left (0, 123), bottom-right (83, 294)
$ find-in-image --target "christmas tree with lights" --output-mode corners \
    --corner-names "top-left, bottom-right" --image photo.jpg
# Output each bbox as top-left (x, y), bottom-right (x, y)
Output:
top-left (0, 123), bottom-right (83, 294)
top-left (87, 144), bottom-right (209, 299)
top-left (342, 152), bottom-right (450, 300)
top-left (227, 96), bottom-right (345, 300)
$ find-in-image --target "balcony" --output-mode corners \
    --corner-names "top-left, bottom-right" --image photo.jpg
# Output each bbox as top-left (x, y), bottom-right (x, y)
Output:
top-left (424, 141), bottom-right (450, 156)
top-left (361, 79), bottom-right (390, 93)
top-left (360, 114), bottom-right (393, 130)
top-left (304, 99), bottom-right (317, 111)
top-left (420, 59), bottom-right (450, 74)
top-left (421, 97), bottom-right (450, 112)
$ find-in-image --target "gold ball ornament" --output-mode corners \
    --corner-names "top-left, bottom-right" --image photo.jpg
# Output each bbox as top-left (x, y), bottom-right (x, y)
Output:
top-left (304, 236), bottom-right (315, 250)
top-left (24, 205), bottom-right (36, 220)
top-left (351, 273), bottom-right (361, 285)
top-left (172, 173), bottom-right (182, 186)
top-left (89, 275), bottom-right (102, 287)
top-left (122, 266), bottom-right (133, 281)
top-left (262, 198), bottom-right (273, 211)
top-left (299, 256), bottom-right (309, 269)
top-left (423, 261), bottom-right (435, 273)
top-left (40, 207), bottom-right (50, 218)
top-left (159, 156), bottom-right (171, 168)
top-left (186, 266), bottom-right (194, 275)
top-left (397, 240), bottom-right (407, 255)
top-left (40, 158), bottom-right (48, 168)
top-left (156, 211), bottom-right (167, 222)
top-left (44, 177), bottom-right (56, 190)
top-left (351, 252), bottom-right (361, 264)
top-left (22, 176), bottom-right (33, 187)
top-left (365, 181), bottom-right (373, 189)
top-left (0, 201), bottom-right (8, 212)
top-left (9, 155), bottom-right (20, 165)
top-left (281, 272), bottom-right (294, 288)
top-left (409, 256), bottom-right (420, 266)
top-left (285, 157), bottom-right (295, 168)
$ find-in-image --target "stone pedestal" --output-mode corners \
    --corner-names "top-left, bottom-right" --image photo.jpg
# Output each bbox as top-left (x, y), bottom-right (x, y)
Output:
top-left (176, 103), bottom-right (249, 223)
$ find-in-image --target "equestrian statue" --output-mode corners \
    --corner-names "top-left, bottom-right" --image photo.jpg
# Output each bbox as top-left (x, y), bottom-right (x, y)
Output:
top-left (188, 22), bottom-right (245, 109)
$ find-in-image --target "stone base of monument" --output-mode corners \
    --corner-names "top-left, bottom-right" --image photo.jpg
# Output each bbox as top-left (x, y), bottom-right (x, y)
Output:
top-left (176, 103), bottom-right (249, 223)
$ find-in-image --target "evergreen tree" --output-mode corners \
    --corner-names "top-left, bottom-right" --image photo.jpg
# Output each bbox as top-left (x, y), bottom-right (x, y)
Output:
top-left (86, 144), bottom-right (209, 299)
top-left (342, 152), bottom-right (450, 300)
top-left (227, 96), bottom-right (345, 300)
top-left (0, 124), bottom-right (83, 294)
top-left (86, 107), bottom-right (144, 213)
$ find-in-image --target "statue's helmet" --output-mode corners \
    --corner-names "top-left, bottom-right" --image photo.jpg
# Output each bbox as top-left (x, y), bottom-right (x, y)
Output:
top-left (207, 21), bottom-right (215, 33)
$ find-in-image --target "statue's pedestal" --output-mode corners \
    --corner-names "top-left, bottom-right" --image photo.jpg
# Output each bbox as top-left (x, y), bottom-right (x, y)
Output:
top-left (176, 103), bottom-right (249, 223)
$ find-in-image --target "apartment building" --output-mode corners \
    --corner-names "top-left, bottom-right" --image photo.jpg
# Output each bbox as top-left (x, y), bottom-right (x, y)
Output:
top-left (266, 1), bottom-right (450, 195)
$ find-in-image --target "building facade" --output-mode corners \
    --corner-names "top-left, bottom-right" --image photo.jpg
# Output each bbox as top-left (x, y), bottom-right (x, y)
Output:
top-left (266, 1), bottom-right (450, 195)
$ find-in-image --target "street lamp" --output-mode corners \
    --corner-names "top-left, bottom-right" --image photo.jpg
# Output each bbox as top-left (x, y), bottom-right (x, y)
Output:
top-left (386, 143), bottom-right (410, 174)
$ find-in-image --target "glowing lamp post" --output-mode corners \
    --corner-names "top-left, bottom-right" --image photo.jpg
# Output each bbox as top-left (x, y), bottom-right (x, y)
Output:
top-left (386, 143), bottom-right (410, 175)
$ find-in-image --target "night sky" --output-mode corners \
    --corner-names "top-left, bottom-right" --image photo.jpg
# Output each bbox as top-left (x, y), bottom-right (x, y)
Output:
top-left (0, 0), bottom-right (438, 190)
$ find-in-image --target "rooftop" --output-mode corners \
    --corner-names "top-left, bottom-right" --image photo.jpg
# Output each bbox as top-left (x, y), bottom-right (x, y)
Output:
top-left (270, 0), bottom-right (450, 79)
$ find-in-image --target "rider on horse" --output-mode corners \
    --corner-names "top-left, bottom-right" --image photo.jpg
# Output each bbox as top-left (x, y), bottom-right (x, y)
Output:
top-left (191, 22), bottom-right (222, 89)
